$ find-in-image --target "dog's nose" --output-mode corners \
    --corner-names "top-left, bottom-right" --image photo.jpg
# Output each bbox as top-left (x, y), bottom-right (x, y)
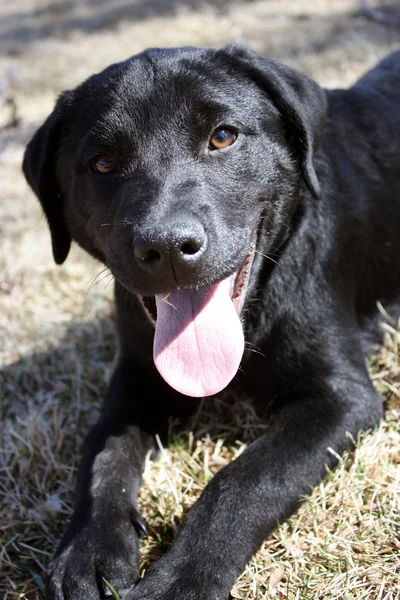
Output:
top-left (133, 221), bottom-right (206, 276)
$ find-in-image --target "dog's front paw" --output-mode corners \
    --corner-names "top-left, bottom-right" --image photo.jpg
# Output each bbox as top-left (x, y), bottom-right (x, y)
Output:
top-left (46, 510), bottom-right (145, 600)
top-left (124, 562), bottom-right (227, 600)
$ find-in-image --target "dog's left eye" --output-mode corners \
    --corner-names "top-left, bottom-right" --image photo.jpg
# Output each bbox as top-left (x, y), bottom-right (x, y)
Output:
top-left (209, 128), bottom-right (237, 150)
top-left (92, 154), bottom-right (116, 173)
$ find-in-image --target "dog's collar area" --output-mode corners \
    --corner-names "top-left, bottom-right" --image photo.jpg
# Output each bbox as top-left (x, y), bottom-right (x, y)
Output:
top-left (139, 246), bottom-right (255, 326)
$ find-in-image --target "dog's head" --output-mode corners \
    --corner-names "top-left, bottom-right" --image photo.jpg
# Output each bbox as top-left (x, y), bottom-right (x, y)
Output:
top-left (23, 45), bottom-right (327, 397)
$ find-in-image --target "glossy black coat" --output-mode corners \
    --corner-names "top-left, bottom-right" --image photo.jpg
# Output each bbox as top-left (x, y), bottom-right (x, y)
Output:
top-left (23, 46), bottom-right (400, 600)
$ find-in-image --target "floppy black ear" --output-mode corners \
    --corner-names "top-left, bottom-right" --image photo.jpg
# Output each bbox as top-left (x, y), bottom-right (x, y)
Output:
top-left (22, 92), bottom-right (73, 264)
top-left (221, 45), bottom-right (327, 199)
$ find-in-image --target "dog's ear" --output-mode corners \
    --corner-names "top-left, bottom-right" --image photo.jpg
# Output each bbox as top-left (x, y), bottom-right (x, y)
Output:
top-left (22, 92), bottom-right (73, 264)
top-left (221, 45), bottom-right (327, 199)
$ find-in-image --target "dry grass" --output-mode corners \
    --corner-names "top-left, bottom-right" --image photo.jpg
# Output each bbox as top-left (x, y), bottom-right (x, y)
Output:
top-left (1, 1), bottom-right (400, 598)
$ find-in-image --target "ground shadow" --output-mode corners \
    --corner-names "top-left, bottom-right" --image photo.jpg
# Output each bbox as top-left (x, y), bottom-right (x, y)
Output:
top-left (0, 309), bottom-right (268, 596)
top-left (1, 312), bottom-right (266, 443)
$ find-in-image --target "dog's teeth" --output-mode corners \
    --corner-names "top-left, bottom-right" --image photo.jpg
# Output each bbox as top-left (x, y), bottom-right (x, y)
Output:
top-left (230, 274), bottom-right (236, 296)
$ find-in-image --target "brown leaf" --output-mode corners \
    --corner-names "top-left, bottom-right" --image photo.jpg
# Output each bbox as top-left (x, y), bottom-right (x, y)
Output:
top-left (338, 526), bottom-right (353, 539)
top-left (269, 567), bottom-right (285, 587)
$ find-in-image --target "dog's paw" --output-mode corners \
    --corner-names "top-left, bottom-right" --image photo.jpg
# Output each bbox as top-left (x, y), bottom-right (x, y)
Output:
top-left (46, 511), bottom-right (145, 600)
top-left (123, 563), bottom-right (227, 600)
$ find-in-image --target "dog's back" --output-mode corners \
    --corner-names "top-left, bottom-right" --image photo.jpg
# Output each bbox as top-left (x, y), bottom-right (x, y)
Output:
top-left (355, 50), bottom-right (400, 102)
top-left (318, 51), bottom-right (400, 335)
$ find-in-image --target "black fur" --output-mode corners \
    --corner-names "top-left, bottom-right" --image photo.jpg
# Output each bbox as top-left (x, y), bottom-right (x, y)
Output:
top-left (23, 46), bottom-right (400, 600)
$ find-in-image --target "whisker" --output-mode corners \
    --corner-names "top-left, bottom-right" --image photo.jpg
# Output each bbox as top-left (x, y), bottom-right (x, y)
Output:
top-left (79, 267), bottom-right (108, 294)
top-left (101, 219), bottom-right (134, 227)
top-left (254, 249), bottom-right (279, 265)
top-left (245, 341), bottom-right (262, 349)
top-left (72, 267), bottom-right (109, 307)
top-left (83, 268), bottom-right (113, 303)
top-left (92, 271), bottom-right (114, 289)
top-left (244, 346), bottom-right (266, 357)
top-left (104, 273), bottom-right (115, 290)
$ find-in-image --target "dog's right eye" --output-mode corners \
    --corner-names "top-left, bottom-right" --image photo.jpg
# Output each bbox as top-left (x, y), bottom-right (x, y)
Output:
top-left (92, 154), bottom-right (116, 174)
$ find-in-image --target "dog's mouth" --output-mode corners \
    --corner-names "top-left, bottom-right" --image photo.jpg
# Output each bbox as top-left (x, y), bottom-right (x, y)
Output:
top-left (140, 247), bottom-right (254, 324)
top-left (138, 245), bottom-right (255, 398)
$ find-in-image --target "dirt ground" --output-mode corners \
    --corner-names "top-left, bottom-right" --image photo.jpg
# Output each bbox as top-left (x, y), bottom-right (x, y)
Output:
top-left (1, 1), bottom-right (400, 599)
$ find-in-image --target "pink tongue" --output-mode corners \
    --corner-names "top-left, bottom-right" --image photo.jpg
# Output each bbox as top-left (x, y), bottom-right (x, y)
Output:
top-left (154, 277), bottom-right (244, 397)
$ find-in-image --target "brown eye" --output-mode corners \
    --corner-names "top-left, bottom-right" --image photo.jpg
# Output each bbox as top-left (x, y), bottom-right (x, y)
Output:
top-left (93, 154), bottom-right (116, 173)
top-left (209, 128), bottom-right (237, 150)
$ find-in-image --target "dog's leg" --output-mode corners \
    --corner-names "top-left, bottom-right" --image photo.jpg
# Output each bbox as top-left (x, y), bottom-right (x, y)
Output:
top-left (127, 361), bottom-right (382, 600)
top-left (46, 359), bottom-right (192, 600)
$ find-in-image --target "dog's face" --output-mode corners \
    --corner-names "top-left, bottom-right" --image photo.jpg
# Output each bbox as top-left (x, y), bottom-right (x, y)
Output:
top-left (60, 50), bottom-right (287, 297)
top-left (23, 45), bottom-right (327, 397)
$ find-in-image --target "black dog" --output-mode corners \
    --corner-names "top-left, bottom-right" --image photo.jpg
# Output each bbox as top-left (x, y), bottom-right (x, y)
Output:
top-left (23, 46), bottom-right (400, 600)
